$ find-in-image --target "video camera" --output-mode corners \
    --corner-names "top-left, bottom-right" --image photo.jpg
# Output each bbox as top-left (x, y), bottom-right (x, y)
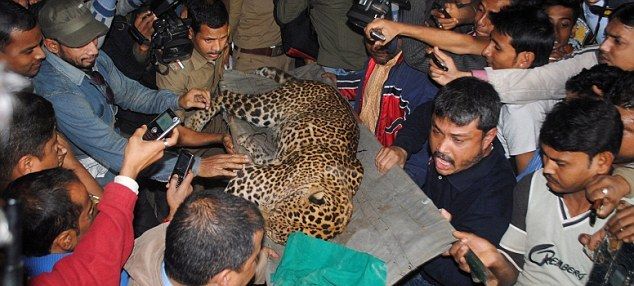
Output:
top-left (347, 0), bottom-right (411, 32)
top-left (130, 0), bottom-right (193, 67)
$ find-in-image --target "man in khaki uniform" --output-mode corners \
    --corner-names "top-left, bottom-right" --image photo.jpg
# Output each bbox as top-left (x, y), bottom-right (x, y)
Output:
top-left (229, 0), bottom-right (293, 72)
top-left (156, 0), bottom-right (229, 149)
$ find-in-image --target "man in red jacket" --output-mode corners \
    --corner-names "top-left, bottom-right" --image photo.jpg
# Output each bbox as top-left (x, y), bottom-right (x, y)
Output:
top-left (3, 125), bottom-right (184, 286)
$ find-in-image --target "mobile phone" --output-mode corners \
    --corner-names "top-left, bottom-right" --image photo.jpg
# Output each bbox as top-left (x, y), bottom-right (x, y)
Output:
top-left (437, 7), bottom-right (452, 19)
top-left (370, 29), bottom-right (386, 41)
top-left (171, 149), bottom-right (194, 188)
top-left (427, 51), bottom-right (449, 71)
top-left (431, 2), bottom-right (452, 19)
top-left (465, 250), bottom-right (493, 284)
top-left (143, 108), bottom-right (180, 141)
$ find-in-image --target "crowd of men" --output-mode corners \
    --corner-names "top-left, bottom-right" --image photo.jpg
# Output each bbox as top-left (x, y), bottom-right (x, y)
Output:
top-left (0, 0), bottom-right (633, 285)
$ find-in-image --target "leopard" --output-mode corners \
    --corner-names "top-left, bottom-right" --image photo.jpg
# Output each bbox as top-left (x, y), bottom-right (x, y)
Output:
top-left (185, 67), bottom-right (364, 244)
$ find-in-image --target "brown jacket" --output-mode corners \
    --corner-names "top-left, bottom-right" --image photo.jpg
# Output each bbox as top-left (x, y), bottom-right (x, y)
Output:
top-left (124, 223), bottom-right (168, 286)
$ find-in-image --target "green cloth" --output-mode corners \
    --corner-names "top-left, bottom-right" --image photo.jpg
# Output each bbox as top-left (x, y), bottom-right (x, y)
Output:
top-left (271, 232), bottom-right (387, 286)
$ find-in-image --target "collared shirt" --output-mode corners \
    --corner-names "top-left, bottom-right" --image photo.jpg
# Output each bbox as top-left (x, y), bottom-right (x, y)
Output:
top-left (156, 47), bottom-right (226, 95)
top-left (160, 261), bottom-right (173, 286)
top-left (33, 49), bottom-right (198, 184)
top-left (420, 140), bottom-right (516, 285)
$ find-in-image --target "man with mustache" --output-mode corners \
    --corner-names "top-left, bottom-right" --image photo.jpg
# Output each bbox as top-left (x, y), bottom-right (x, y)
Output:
top-left (155, 0), bottom-right (230, 143)
top-left (449, 98), bottom-right (624, 285)
top-left (33, 0), bottom-right (248, 187)
top-left (395, 77), bottom-right (516, 285)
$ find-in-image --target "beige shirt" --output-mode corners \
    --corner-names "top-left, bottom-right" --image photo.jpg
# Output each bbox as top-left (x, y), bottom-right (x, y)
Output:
top-left (229, 0), bottom-right (282, 49)
top-left (156, 47), bottom-right (226, 94)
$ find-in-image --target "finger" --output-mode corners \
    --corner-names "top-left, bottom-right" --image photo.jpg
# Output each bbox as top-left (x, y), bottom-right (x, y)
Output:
top-left (431, 10), bottom-right (444, 18)
top-left (448, 241), bottom-right (462, 257)
top-left (615, 225), bottom-right (634, 241)
top-left (440, 208), bottom-right (452, 221)
top-left (180, 172), bottom-right (195, 187)
top-left (377, 155), bottom-right (396, 173)
top-left (217, 169), bottom-right (238, 177)
top-left (429, 64), bottom-right (443, 75)
top-left (578, 233), bottom-right (591, 246)
top-left (134, 125), bottom-right (149, 139)
top-left (229, 155), bottom-right (251, 163)
top-left (433, 47), bottom-right (451, 61)
top-left (453, 230), bottom-right (470, 240)
top-left (164, 127), bottom-right (179, 147)
top-left (596, 198), bottom-right (617, 218)
top-left (200, 90), bottom-right (211, 103)
top-left (188, 101), bottom-right (208, 109)
top-left (222, 162), bottom-right (247, 170)
top-left (167, 174), bottom-right (179, 190)
top-left (455, 245), bottom-right (472, 273)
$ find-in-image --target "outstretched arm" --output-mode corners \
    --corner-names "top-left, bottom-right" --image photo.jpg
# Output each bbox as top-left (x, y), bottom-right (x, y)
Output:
top-left (364, 19), bottom-right (489, 55)
top-left (31, 126), bottom-right (178, 285)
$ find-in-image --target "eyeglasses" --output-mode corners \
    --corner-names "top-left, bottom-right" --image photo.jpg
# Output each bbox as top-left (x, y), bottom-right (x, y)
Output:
top-left (86, 70), bottom-right (115, 104)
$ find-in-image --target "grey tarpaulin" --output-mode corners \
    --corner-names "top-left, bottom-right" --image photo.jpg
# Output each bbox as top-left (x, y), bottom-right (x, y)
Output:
top-left (219, 66), bottom-right (456, 285)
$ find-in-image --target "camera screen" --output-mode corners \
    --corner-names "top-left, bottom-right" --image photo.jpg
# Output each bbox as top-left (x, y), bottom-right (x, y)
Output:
top-left (157, 113), bottom-right (175, 130)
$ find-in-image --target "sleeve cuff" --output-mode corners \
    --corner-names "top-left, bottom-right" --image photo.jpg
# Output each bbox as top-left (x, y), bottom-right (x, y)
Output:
top-left (191, 156), bottom-right (202, 176)
top-left (471, 69), bottom-right (488, 81)
top-left (114, 175), bottom-right (140, 195)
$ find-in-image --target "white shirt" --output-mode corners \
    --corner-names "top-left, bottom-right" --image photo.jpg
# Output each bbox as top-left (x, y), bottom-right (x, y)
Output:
top-left (497, 100), bottom-right (559, 158)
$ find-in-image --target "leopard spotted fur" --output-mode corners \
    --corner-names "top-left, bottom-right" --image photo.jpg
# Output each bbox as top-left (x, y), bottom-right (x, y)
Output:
top-left (185, 67), bottom-right (363, 244)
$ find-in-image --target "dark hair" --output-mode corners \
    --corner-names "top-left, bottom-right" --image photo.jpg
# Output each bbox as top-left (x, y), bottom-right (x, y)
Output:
top-left (433, 77), bottom-right (502, 133)
top-left (610, 2), bottom-right (634, 27)
top-left (565, 64), bottom-right (625, 99)
top-left (2, 168), bottom-right (81, 257)
top-left (605, 71), bottom-right (634, 108)
top-left (0, 0), bottom-right (37, 50)
top-left (187, 0), bottom-right (228, 32)
top-left (490, 6), bottom-right (555, 68)
top-left (540, 99), bottom-right (623, 158)
top-left (164, 189), bottom-right (264, 285)
top-left (0, 92), bottom-right (57, 189)
top-left (510, 0), bottom-right (544, 7)
top-left (542, 0), bottom-right (582, 21)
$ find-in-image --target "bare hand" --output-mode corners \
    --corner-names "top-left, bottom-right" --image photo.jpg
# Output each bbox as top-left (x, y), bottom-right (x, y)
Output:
top-left (222, 133), bottom-right (235, 154)
top-left (375, 146), bottom-right (408, 173)
top-left (321, 72), bottom-right (337, 86)
top-left (586, 174), bottom-right (631, 218)
top-left (134, 10), bottom-right (157, 41)
top-left (179, 89), bottom-right (211, 110)
top-left (579, 228), bottom-right (607, 252)
top-left (605, 201), bottom-right (634, 243)
top-left (431, 3), bottom-right (460, 30)
top-left (120, 125), bottom-right (179, 179)
top-left (429, 47), bottom-right (470, 86)
top-left (165, 172), bottom-right (195, 221)
top-left (197, 154), bottom-right (250, 178)
top-left (364, 18), bottom-right (399, 47)
top-left (447, 231), bottom-right (503, 273)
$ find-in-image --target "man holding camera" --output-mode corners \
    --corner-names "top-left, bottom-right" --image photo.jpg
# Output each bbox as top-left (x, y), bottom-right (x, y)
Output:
top-left (155, 0), bottom-right (229, 143)
top-left (32, 0), bottom-right (249, 186)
